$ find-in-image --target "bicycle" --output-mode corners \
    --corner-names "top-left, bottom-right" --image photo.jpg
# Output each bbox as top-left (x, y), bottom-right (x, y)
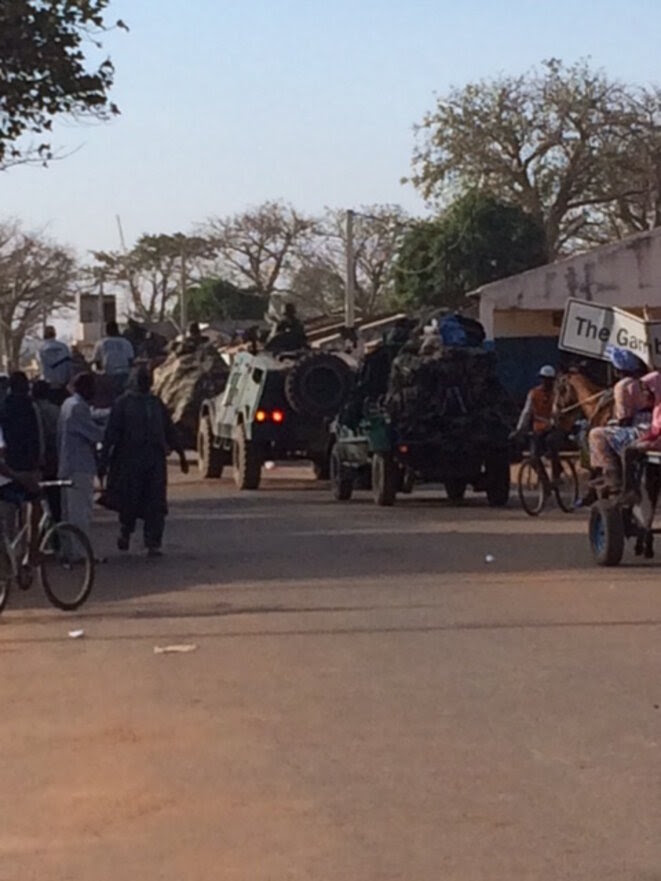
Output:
top-left (0, 480), bottom-right (95, 614)
top-left (517, 448), bottom-right (579, 517)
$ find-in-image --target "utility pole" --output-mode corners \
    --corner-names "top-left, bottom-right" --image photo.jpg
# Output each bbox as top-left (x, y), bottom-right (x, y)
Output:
top-left (98, 272), bottom-right (105, 338)
top-left (179, 248), bottom-right (188, 332)
top-left (345, 209), bottom-right (356, 329)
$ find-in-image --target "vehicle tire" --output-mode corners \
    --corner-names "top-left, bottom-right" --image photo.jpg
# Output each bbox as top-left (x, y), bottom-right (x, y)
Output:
top-left (400, 468), bottom-right (415, 494)
top-left (312, 456), bottom-right (331, 481)
top-left (517, 459), bottom-right (546, 516)
top-left (554, 457), bottom-right (579, 513)
top-left (589, 501), bottom-right (625, 566)
top-left (285, 353), bottom-right (353, 419)
top-left (372, 453), bottom-right (397, 507)
top-left (233, 425), bottom-right (262, 490)
top-left (330, 447), bottom-right (353, 501)
top-left (197, 416), bottom-right (223, 479)
top-left (39, 523), bottom-right (95, 611)
top-left (445, 479), bottom-right (467, 503)
top-left (0, 546), bottom-right (10, 613)
top-left (485, 451), bottom-right (510, 507)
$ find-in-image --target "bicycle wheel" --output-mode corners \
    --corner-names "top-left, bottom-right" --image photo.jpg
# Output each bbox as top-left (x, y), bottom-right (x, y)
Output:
top-left (517, 459), bottom-right (547, 516)
top-left (554, 458), bottom-right (579, 513)
top-left (39, 523), bottom-right (95, 611)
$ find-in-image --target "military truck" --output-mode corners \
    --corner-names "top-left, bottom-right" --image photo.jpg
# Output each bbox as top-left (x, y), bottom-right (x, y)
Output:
top-left (331, 319), bottom-right (515, 506)
top-left (198, 349), bottom-right (354, 489)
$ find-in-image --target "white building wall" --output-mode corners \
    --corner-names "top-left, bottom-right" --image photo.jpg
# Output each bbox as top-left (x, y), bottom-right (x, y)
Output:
top-left (471, 228), bottom-right (661, 341)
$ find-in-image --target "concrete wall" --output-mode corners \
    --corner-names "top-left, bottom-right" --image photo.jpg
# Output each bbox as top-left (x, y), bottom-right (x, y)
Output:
top-left (471, 227), bottom-right (661, 341)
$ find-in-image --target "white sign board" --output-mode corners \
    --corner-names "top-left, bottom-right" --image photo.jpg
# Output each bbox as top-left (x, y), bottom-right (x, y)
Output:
top-left (559, 298), bottom-right (661, 368)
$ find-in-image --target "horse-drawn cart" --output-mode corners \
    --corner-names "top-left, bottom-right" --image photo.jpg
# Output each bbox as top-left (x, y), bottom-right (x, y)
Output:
top-left (589, 451), bottom-right (661, 565)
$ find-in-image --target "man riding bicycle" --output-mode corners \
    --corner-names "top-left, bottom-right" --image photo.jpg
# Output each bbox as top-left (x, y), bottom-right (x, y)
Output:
top-left (0, 373), bottom-right (43, 566)
top-left (515, 365), bottom-right (563, 485)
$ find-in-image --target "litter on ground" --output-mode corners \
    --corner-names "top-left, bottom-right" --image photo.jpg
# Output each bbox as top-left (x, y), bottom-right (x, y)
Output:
top-left (154, 643), bottom-right (198, 655)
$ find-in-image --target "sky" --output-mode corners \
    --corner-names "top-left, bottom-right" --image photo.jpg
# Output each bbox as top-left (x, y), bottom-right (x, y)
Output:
top-left (2, 0), bottom-right (661, 259)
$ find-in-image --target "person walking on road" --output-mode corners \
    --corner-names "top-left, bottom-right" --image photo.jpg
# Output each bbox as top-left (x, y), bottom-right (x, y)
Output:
top-left (38, 326), bottom-right (72, 405)
top-left (100, 366), bottom-right (188, 557)
top-left (57, 373), bottom-right (105, 542)
top-left (32, 380), bottom-right (63, 523)
top-left (93, 321), bottom-right (135, 399)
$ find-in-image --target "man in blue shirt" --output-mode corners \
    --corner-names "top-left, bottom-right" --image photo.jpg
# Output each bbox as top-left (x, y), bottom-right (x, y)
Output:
top-left (38, 326), bottom-right (72, 405)
top-left (58, 373), bottom-right (105, 543)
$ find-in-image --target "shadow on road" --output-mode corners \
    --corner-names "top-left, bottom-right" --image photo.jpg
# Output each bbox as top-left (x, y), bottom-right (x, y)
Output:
top-left (3, 478), bottom-right (655, 615)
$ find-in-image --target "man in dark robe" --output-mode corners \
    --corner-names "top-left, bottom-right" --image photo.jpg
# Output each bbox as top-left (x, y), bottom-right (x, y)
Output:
top-left (100, 366), bottom-right (188, 556)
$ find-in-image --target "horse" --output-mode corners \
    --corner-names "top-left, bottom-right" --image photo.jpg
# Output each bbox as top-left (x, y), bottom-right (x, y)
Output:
top-left (553, 369), bottom-right (613, 430)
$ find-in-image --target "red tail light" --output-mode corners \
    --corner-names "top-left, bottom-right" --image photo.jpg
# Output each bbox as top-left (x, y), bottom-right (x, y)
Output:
top-left (398, 444), bottom-right (409, 454)
top-left (271, 409), bottom-right (285, 424)
top-left (255, 409), bottom-right (267, 423)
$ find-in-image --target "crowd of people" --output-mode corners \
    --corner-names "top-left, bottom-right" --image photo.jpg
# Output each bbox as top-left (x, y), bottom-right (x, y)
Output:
top-left (0, 322), bottom-right (188, 566)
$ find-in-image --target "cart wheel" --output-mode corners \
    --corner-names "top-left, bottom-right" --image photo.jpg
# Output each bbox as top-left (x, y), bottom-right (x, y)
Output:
top-left (372, 453), bottom-right (396, 507)
top-left (330, 447), bottom-right (353, 501)
top-left (589, 501), bottom-right (625, 566)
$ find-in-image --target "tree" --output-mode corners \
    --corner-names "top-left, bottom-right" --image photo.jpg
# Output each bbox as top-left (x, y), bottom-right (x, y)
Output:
top-left (295, 206), bottom-right (408, 318)
top-left (409, 59), bottom-right (661, 256)
top-left (178, 278), bottom-right (266, 323)
top-left (0, 220), bottom-right (76, 369)
top-left (289, 259), bottom-right (345, 318)
top-left (205, 202), bottom-right (316, 299)
top-left (93, 233), bottom-right (214, 323)
top-left (0, 1), bottom-right (127, 168)
top-left (393, 192), bottom-right (546, 310)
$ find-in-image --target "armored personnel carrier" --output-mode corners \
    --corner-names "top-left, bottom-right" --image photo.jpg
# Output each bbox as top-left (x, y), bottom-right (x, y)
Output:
top-left (198, 348), bottom-right (354, 489)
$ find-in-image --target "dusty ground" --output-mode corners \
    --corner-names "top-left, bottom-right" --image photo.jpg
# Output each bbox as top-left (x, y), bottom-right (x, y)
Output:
top-left (0, 464), bottom-right (660, 880)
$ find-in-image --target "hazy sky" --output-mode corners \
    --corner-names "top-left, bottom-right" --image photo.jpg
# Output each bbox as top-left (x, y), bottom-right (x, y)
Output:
top-left (2, 0), bottom-right (661, 257)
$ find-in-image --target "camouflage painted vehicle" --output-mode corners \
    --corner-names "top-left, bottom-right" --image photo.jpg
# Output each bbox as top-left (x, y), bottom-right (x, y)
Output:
top-left (331, 343), bottom-right (515, 507)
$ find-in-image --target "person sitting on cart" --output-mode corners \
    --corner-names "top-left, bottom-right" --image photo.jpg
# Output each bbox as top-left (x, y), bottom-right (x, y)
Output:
top-left (620, 367), bottom-right (661, 501)
top-left (515, 365), bottom-right (563, 485)
top-left (583, 347), bottom-right (651, 503)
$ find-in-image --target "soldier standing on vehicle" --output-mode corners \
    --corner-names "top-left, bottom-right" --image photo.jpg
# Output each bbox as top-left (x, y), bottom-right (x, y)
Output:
top-left (266, 303), bottom-right (308, 352)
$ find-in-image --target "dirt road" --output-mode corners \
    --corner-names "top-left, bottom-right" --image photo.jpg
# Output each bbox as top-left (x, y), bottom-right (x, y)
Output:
top-left (1, 466), bottom-right (660, 880)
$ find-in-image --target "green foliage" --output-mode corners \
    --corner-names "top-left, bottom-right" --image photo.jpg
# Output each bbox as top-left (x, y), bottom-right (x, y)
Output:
top-left (93, 233), bottom-right (213, 323)
top-left (393, 192), bottom-right (546, 310)
top-left (410, 58), bottom-right (661, 255)
top-left (0, 0), bottom-right (127, 166)
top-left (182, 279), bottom-right (266, 323)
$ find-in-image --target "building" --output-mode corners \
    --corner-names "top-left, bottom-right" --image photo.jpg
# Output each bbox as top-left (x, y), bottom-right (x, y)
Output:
top-left (468, 227), bottom-right (661, 399)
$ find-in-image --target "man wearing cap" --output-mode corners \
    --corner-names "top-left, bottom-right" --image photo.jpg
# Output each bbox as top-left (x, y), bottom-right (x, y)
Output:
top-left (516, 365), bottom-right (563, 483)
